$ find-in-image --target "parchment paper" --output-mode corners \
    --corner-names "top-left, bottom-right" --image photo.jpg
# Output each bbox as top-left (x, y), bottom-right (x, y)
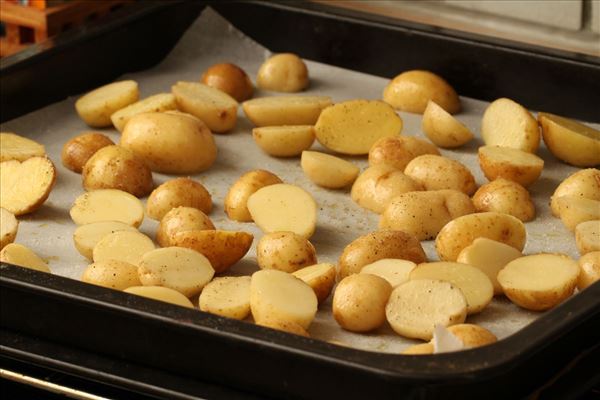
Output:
top-left (1, 8), bottom-right (596, 353)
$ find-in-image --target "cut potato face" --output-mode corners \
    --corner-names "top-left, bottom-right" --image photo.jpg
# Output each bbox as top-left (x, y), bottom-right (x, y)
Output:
top-left (70, 189), bottom-right (144, 227)
top-left (156, 207), bottom-right (215, 248)
top-left (199, 276), bottom-right (251, 319)
top-left (257, 53), bottom-right (309, 93)
top-left (93, 230), bottom-right (155, 266)
top-left (556, 196), bottom-right (600, 231)
top-left (0, 157), bottom-right (56, 216)
top-left (538, 112), bottom-right (600, 167)
top-left (456, 237), bottom-right (522, 295)
top-left (575, 220), bottom-right (600, 255)
top-left (0, 207), bottom-right (18, 250)
top-left (386, 279), bottom-right (467, 340)
top-left (110, 93), bottom-right (177, 132)
top-left (360, 259), bottom-right (416, 288)
top-left (422, 100), bottom-right (473, 148)
top-left (478, 145), bottom-right (544, 187)
top-left (578, 251), bottom-right (600, 290)
top-left (498, 253), bottom-right (579, 311)
top-left (138, 247), bottom-right (214, 297)
top-left (0, 243), bottom-right (50, 273)
top-left (242, 96), bottom-right (332, 127)
top-left (0, 132), bottom-right (45, 162)
top-left (247, 184), bottom-right (317, 238)
top-left (146, 178), bottom-right (212, 221)
top-left (250, 269), bottom-right (318, 330)
top-left (124, 286), bottom-right (194, 308)
top-left (292, 263), bottom-right (336, 304)
top-left (550, 168), bottom-right (600, 217)
top-left (257, 232), bottom-right (317, 273)
top-left (410, 262), bottom-right (494, 314)
top-left (472, 178), bottom-right (535, 222)
top-left (253, 125), bottom-right (315, 157)
top-left (314, 99), bottom-right (403, 155)
top-left (301, 151), bottom-right (359, 189)
top-left (82, 259), bottom-right (141, 290)
top-left (73, 221), bottom-right (138, 260)
top-left (404, 154), bottom-right (476, 195)
top-left (481, 98), bottom-right (540, 153)
top-left (368, 135), bottom-right (440, 171)
top-left (76, 80), bottom-right (139, 127)
top-left (61, 132), bottom-right (114, 173)
top-left (201, 62), bottom-right (253, 102)
top-left (225, 170), bottom-right (282, 222)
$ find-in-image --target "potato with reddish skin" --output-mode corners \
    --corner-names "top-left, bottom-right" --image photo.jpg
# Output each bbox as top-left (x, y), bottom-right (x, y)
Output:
top-left (156, 207), bottom-right (215, 248)
top-left (201, 62), bottom-right (253, 102)
top-left (368, 136), bottom-right (440, 171)
top-left (257, 232), bottom-right (317, 273)
top-left (146, 178), bottom-right (212, 221)
top-left (62, 132), bottom-right (114, 173)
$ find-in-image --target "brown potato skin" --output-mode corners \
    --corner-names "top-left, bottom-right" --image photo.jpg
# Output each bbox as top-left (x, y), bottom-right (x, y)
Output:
top-left (368, 136), bottom-right (440, 171)
top-left (61, 132), bottom-right (114, 173)
top-left (156, 206), bottom-right (215, 247)
top-left (201, 63), bottom-right (253, 102)
top-left (146, 177), bottom-right (212, 220)
top-left (472, 179), bottom-right (535, 222)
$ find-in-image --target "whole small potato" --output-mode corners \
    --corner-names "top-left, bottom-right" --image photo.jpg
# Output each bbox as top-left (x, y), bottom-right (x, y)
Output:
top-left (404, 154), bottom-right (477, 195)
top-left (82, 145), bottom-right (153, 197)
top-left (225, 170), bottom-right (283, 222)
top-left (61, 132), bottom-right (114, 173)
top-left (257, 53), bottom-right (308, 92)
top-left (333, 274), bottom-right (392, 332)
top-left (201, 62), bottom-right (253, 102)
top-left (156, 206), bottom-right (215, 247)
top-left (472, 179), bottom-right (535, 222)
top-left (257, 232), bottom-right (317, 273)
top-left (368, 135), bottom-right (440, 171)
top-left (146, 178), bottom-right (212, 221)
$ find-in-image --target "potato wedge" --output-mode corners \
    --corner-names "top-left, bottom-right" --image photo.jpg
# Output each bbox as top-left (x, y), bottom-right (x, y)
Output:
top-left (70, 189), bottom-right (144, 227)
top-left (538, 112), bottom-right (600, 167)
top-left (0, 132), bottom-right (45, 162)
top-left (250, 269), bottom-right (318, 330)
top-left (368, 135), bottom-right (440, 171)
top-left (472, 179), bottom-right (535, 222)
top-left (386, 279), bottom-right (467, 340)
top-left (199, 276), bottom-right (251, 319)
top-left (578, 251), bottom-right (600, 290)
top-left (253, 125), bottom-right (315, 157)
top-left (498, 253), bottom-right (579, 311)
top-left (242, 96), bottom-right (332, 127)
top-left (478, 145), bottom-right (544, 187)
top-left (550, 168), bottom-right (600, 217)
top-left (292, 263), bottom-right (336, 303)
top-left (445, 324), bottom-right (497, 348)
top-left (481, 98), bottom-right (540, 153)
top-left (0, 157), bottom-right (56, 216)
top-left (575, 220), bottom-right (600, 255)
top-left (436, 212), bottom-right (526, 261)
top-left (110, 93), bottom-right (177, 132)
top-left (0, 243), bottom-right (50, 273)
top-left (225, 170), bottom-right (282, 222)
top-left (300, 151), bottom-right (359, 189)
top-left (257, 53), bottom-right (309, 92)
top-left (404, 154), bottom-right (476, 195)
top-left (314, 99), bottom-right (403, 155)
top-left (61, 132), bottom-right (114, 173)
top-left (247, 184), bottom-right (317, 238)
top-left (76, 80), bottom-right (139, 127)
top-left (171, 230), bottom-right (253, 273)
top-left (93, 230), bottom-right (155, 266)
top-left (257, 232), bottom-right (317, 273)
top-left (73, 221), bottom-right (138, 260)
top-left (146, 178), bottom-right (211, 221)
top-left (201, 62), bottom-right (253, 102)
top-left (360, 259), bottom-right (416, 288)
top-left (82, 259), bottom-right (141, 290)
top-left (422, 100), bottom-right (473, 148)
top-left (124, 286), bottom-right (194, 308)
top-left (556, 196), bottom-right (600, 231)
top-left (156, 207), bottom-right (215, 248)
top-left (0, 208), bottom-right (18, 250)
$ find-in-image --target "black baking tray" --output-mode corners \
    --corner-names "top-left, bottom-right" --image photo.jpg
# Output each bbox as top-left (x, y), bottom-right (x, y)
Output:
top-left (1, 1), bottom-right (600, 399)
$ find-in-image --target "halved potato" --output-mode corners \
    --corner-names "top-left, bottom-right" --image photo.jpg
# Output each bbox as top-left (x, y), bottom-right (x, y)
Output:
top-left (110, 93), bottom-right (177, 132)
top-left (256, 317), bottom-right (310, 337)
top-left (0, 132), bottom-right (45, 162)
top-left (556, 196), bottom-right (600, 231)
top-left (0, 157), bottom-right (56, 216)
top-left (242, 96), bottom-right (332, 126)
top-left (124, 286), bottom-right (194, 308)
top-left (0, 207), bottom-right (18, 250)
top-left (73, 221), bottom-right (138, 260)
top-left (422, 100), bottom-right (473, 148)
top-left (253, 125), bottom-right (315, 157)
top-left (360, 259), bottom-right (416, 288)
top-left (301, 151), bottom-right (359, 189)
top-left (368, 135), bottom-right (440, 171)
top-left (70, 189), bottom-right (144, 227)
top-left (156, 207), bottom-right (215, 248)
top-left (478, 145), bottom-right (544, 187)
top-left (575, 220), bottom-right (600, 255)
top-left (199, 276), bottom-right (252, 319)
top-left (93, 230), bottom-right (155, 266)
top-left (225, 170), bottom-right (283, 222)
top-left (0, 243), bottom-right (50, 273)
top-left (578, 251), bottom-right (600, 290)
top-left (404, 154), bottom-right (476, 195)
top-left (82, 259), bottom-right (141, 290)
top-left (61, 132), bottom-right (114, 173)
top-left (472, 178), bottom-right (535, 222)
top-left (292, 263), bottom-right (336, 303)
top-left (481, 98), bottom-right (540, 153)
top-left (550, 169), bottom-right (600, 217)
top-left (445, 324), bottom-right (497, 348)
top-left (75, 80), bottom-right (139, 127)
top-left (146, 178), bottom-right (212, 221)
top-left (401, 343), bottom-right (434, 355)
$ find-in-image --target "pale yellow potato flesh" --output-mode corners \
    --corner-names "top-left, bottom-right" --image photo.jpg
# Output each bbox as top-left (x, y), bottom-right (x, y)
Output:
top-left (550, 168), bottom-right (600, 217)
top-left (401, 342), bottom-right (434, 355)
top-left (444, 324), bottom-right (497, 348)
top-left (124, 286), bottom-right (194, 308)
top-left (257, 53), bottom-right (309, 92)
top-left (472, 178), bottom-right (535, 222)
top-left (92, 230), bottom-right (155, 266)
top-left (314, 99), bottom-right (403, 155)
top-left (301, 151), bottom-right (359, 189)
top-left (257, 232), bottom-right (317, 273)
top-left (368, 135), bottom-right (440, 171)
top-left (138, 247), bottom-right (214, 297)
top-left (110, 93), bottom-right (177, 132)
top-left (250, 269), bottom-right (318, 330)
top-left (410, 261), bottom-right (494, 314)
top-left (404, 154), bottom-right (476, 195)
top-left (456, 237), bottom-right (522, 295)
top-left (81, 259), bottom-right (141, 290)
top-left (422, 100), bottom-right (473, 148)
top-left (481, 98), bottom-right (540, 153)
top-left (578, 251), bottom-right (600, 290)
top-left (478, 145), bottom-right (544, 187)
top-left (73, 221), bottom-right (138, 260)
top-left (0, 243), bottom-right (50, 273)
top-left (252, 125), bottom-right (315, 157)
top-left (70, 189), bottom-right (144, 227)
top-left (224, 170), bottom-right (282, 222)
top-left (146, 178), bottom-right (212, 221)
top-left (156, 207), bottom-right (215, 248)
top-left (242, 96), bottom-right (332, 127)
top-left (75, 80), bottom-right (139, 127)
top-left (247, 184), bottom-right (317, 238)
top-left (0, 132), bottom-right (45, 162)
top-left (292, 263), bottom-right (336, 304)
top-left (360, 259), bottom-right (416, 288)
top-left (538, 112), bottom-right (600, 167)
top-left (199, 276), bottom-right (251, 320)
top-left (498, 253), bottom-right (579, 311)
top-left (556, 196), bottom-right (600, 231)
top-left (0, 157), bottom-right (56, 216)
top-left (0, 207), bottom-right (18, 250)
top-left (575, 220), bottom-right (600, 255)
top-left (386, 279), bottom-right (467, 340)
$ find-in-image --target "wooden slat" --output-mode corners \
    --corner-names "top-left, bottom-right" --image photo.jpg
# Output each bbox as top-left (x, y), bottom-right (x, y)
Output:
top-left (0, 1), bottom-right (47, 29)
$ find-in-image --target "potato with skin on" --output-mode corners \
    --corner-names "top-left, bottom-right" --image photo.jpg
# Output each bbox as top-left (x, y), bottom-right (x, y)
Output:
top-left (550, 168), bottom-right (600, 217)
top-left (0, 132), bottom-right (45, 162)
top-left (82, 259), bottom-right (141, 290)
top-left (252, 125), bottom-right (315, 157)
top-left (368, 136), bottom-right (440, 171)
top-left (156, 207), bottom-right (215, 248)
top-left (0, 157), bottom-right (56, 216)
top-left (436, 324), bottom-right (497, 349)
top-left (242, 96), bottom-right (332, 127)
top-left (0, 208), bottom-right (18, 250)
top-left (556, 196), bottom-right (600, 231)
top-left (379, 189), bottom-right (475, 240)
top-left (301, 151), bottom-right (359, 189)
top-left (436, 212), bottom-right (526, 262)
top-left (257, 232), bottom-right (317, 273)
top-left (481, 98), bottom-right (540, 153)
top-left (538, 112), bottom-right (600, 167)
top-left (257, 53), bottom-right (308, 92)
top-left (201, 62), bottom-right (253, 102)
top-left (402, 342), bottom-right (435, 355)
top-left (76, 80), bottom-right (139, 127)
top-left (360, 259), bottom-right (416, 288)
top-left (171, 230), bottom-right (253, 273)
top-left (422, 100), bottom-right (473, 148)
top-left (0, 243), bottom-right (50, 273)
top-left (498, 253), bottom-right (579, 311)
top-left (472, 178), bottom-right (535, 222)
top-left (314, 100), bottom-right (403, 155)
top-left (404, 154), bottom-right (477, 195)
top-left (575, 220), bottom-right (600, 254)
top-left (61, 132), bottom-right (114, 173)
top-left (225, 170), bottom-right (282, 222)
top-left (73, 221), bottom-right (138, 260)
top-left (333, 274), bottom-right (392, 332)
top-left (478, 145), bottom-right (544, 187)
top-left (351, 165), bottom-right (423, 213)
top-left (256, 317), bottom-right (310, 337)
top-left (70, 189), bottom-right (144, 227)
top-left (383, 70), bottom-right (461, 114)
top-left (146, 178), bottom-right (212, 221)
top-left (124, 286), bottom-right (194, 308)
top-left (338, 230), bottom-right (427, 279)
top-left (578, 251), bottom-right (600, 290)
top-left (292, 263), bottom-right (336, 304)
top-left (121, 112), bottom-right (217, 174)
top-left (111, 93), bottom-right (177, 132)
top-left (199, 276), bottom-right (251, 320)
top-left (93, 230), bottom-right (155, 266)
